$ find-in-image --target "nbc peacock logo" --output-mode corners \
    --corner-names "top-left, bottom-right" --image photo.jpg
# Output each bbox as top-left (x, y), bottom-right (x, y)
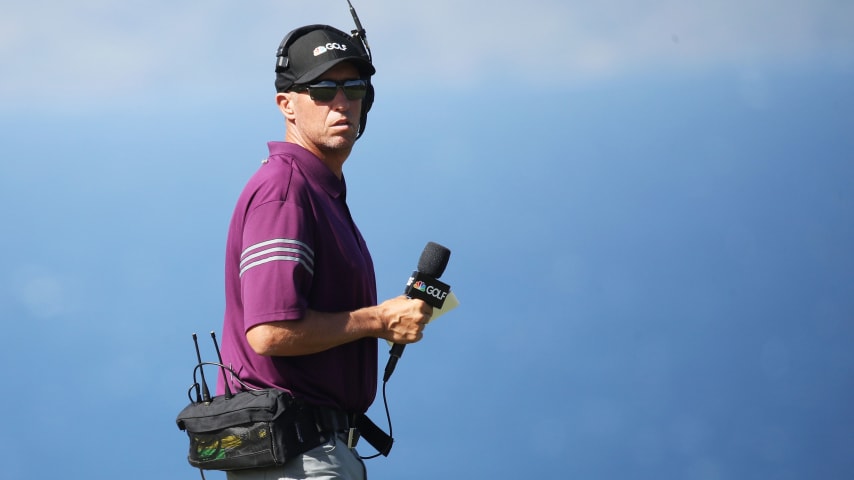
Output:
top-left (412, 280), bottom-right (428, 292)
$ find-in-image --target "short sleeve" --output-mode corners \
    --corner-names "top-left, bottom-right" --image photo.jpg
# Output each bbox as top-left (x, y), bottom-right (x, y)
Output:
top-left (239, 200), bottom-right (315, 331)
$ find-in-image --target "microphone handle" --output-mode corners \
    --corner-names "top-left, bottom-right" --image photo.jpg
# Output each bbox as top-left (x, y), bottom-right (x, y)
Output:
top-left (384, 271), bottom-right (417, 382)
top-left (384, 343), bottom-right (405, 382)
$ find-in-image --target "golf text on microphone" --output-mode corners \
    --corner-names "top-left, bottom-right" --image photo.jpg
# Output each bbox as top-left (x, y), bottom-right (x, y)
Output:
top-left (405, 272), bottom-right (450, 308)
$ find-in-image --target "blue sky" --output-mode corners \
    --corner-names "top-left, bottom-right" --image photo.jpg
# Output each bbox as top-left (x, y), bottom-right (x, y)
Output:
top-left (2, 1), bottom-right (853, 479)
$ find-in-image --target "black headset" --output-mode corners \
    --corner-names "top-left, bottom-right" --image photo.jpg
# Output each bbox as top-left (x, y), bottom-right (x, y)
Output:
top-left (274, 24), bottom-right (375, 139)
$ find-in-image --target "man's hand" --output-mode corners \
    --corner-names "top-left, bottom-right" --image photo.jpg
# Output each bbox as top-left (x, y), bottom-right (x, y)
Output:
top-left (376, 295), bottom-right (433, 344)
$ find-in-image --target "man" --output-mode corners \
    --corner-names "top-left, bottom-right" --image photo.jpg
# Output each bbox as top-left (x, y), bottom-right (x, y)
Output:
top-left (218, 25), bottom-right (432, 479)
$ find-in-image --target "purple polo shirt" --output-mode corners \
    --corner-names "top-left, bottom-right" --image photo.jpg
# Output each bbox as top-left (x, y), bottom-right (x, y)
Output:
top-left (217, 141), bottom-right (378, 413)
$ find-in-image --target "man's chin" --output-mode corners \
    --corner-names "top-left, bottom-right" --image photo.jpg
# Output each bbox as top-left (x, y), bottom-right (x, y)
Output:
top-left (320, 136), bottom-right (356, 154)
top-left (336, 129), bottom-right (360, 144)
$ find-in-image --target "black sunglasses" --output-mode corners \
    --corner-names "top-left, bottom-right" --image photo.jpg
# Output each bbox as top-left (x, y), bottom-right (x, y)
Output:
top-left (291, 79), bottom-right (368, 102)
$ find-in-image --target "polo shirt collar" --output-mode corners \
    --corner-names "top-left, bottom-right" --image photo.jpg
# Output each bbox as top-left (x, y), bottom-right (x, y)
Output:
top-left (267, 141), bottom-right (346, 199)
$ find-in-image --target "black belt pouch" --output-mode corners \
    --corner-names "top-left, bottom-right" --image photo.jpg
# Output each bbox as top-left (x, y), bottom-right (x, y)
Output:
top-left (176, 388), bottom-right (322, 471)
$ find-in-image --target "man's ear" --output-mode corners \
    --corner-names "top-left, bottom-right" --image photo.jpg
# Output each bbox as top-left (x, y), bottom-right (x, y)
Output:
top-left (276, 92), bottom-right (295, 119)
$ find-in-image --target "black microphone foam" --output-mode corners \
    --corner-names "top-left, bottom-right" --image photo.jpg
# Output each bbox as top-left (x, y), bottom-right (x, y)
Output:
top-left (417, 241), bottom-right (450, 278)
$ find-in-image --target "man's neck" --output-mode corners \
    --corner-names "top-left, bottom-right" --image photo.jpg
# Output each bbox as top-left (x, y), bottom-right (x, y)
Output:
top-left (284, 138), bottom-right (351, 180)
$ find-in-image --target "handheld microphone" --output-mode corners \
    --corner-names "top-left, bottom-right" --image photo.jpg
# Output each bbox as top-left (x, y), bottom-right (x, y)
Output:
top-left (383, 242), bottom-right (452, 382)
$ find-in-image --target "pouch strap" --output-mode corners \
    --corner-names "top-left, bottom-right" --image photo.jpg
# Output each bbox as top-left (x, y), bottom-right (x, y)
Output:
top-left (307, 405), bottom-right (393, 456)
top-left (355, 413), bottom-right (394, 456)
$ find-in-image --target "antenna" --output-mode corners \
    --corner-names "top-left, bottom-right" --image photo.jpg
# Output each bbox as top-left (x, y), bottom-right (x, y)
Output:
top-left (192, 333), bottom-right (212, 403)
top-left (346, 0), bottom-right (371, 60)
top-left (210, 331), bottom-right (233, 400)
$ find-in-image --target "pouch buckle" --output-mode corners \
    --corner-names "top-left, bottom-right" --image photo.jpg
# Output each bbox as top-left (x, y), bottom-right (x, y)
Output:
top-left (346, 427), bottom-right (360, 449)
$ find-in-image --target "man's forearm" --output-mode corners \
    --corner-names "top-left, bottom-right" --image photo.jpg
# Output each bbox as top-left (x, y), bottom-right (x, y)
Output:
top-left (245, 296), bottom-right (432, 357)
top-left (246, 307), bottom-right (382, 356)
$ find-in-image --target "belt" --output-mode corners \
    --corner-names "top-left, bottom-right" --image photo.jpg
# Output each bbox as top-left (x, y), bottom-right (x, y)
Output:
top-left (306, 404), bottom-right (393, 455)
top-left (312, 405), bottom-right (357, 433)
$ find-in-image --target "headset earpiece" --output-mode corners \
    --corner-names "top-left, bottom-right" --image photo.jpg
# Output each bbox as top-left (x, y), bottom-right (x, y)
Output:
top-left (356, 83), bottom-right (374, 139)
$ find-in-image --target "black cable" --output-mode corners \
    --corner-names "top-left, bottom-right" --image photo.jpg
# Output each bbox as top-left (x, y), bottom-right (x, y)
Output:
top-left (187, 384), bottom-right (199, 404)
top-left (187, 361), bottom-right (261, 404)
top-left (359, 379), bottom-right (392, 460)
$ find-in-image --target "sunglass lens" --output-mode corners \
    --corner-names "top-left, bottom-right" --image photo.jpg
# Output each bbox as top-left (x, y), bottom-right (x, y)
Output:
top-left (343, 83), bottom-right (367, 100)
top-left (309, 85), bottom-right (338, 102)
top-left (304, 80), bottom-right (367, 102)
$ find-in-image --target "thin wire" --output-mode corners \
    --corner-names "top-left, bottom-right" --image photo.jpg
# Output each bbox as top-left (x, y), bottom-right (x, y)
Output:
top-left (192, 361), bottom-right (260, 392)
top-left (359, 379), bottom-right (392, 460)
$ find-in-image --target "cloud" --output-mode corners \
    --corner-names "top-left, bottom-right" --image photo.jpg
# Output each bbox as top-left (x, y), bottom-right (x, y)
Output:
top-left (11, 266), bottom-right (78, 319)
top-left (2, 0), bottom-right (852, 109)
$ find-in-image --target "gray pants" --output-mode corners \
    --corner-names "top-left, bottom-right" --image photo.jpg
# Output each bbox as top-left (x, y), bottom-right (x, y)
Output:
top-left (226, 433), bottom-right (367, 480)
